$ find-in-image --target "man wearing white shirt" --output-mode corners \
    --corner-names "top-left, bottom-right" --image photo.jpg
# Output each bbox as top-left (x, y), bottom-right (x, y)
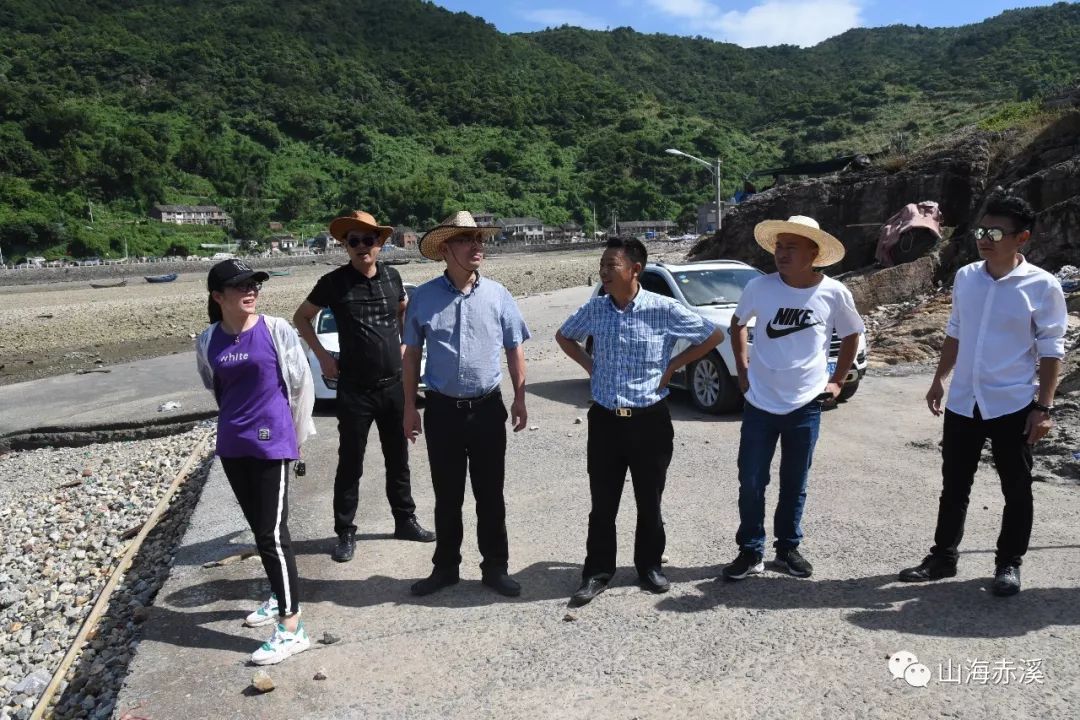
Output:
top-left (724, 216), bottom-right (864, 581)
top-left (899, 196), bottom-right (1068, 596)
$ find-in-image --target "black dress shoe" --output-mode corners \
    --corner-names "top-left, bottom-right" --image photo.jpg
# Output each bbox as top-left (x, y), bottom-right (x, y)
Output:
top-left (331, 533), bottom-right (356, 563)
top-left (570, 576), bottom-right (609, 607)
top-left (640, 568), bottom-right (670, 594)
top-left (482, 572), bottom-right (521, 597)
top-left (991, 565), bottom-right (1021, 596)
top-left (898, 555), bottom-right (957, 582)
top-left (395, 516), bottom-right (436, 543)
top-left (411, 569), bottom-right (460, 596)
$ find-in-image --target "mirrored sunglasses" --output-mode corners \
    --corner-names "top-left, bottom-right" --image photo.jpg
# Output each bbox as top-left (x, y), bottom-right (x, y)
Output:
top-left (971, 226), bottom-right (1016, 243)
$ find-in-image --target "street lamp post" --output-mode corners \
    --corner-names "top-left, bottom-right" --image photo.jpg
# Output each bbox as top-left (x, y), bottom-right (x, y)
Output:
top-left (665, 148), bottom-right (723, 233)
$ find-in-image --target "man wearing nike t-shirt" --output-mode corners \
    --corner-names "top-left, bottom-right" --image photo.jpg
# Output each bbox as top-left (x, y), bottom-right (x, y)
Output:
top-left (723, 215), bottom-right (865, 581)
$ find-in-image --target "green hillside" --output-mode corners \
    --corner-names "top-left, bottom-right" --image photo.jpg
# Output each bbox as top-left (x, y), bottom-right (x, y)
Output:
top-left (0, 0), bottom-right (1077, 260)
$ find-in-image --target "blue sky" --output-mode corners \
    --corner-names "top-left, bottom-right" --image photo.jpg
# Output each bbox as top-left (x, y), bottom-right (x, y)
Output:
top-left (433, 0), bottom-right (1064, 47)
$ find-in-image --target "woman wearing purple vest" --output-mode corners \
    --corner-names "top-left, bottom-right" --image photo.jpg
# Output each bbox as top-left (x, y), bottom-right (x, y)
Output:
top-left (195, 259), bottom-right (316, 665)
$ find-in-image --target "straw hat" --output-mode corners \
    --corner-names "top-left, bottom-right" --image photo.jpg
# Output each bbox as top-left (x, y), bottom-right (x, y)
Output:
top-left (754, 215), bottom-right (846, 268)
top-left (328, 210), bottom-right (394, 244)
top-left (419, 211), bottom-right (500, 261)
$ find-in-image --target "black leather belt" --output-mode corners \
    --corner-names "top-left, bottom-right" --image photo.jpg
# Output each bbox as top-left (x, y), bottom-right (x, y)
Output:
top-left (426, 388), bottom-right (501, 409)
top-left (340, 373), bottom-right (401, 391)
top-left (592, 400), bottom-right (666, 418)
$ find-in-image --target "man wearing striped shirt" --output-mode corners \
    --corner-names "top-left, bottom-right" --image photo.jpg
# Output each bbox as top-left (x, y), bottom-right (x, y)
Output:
top-left (557, 237), bottom-right (724, 606)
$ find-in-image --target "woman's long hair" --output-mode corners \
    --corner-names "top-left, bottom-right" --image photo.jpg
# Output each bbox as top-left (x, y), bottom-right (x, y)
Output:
top-left (207, 292), bottom-right (223, 323)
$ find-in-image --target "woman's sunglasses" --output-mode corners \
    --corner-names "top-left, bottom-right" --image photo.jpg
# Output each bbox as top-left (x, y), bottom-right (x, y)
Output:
top-left (227, 281), bottom-right (262, 293)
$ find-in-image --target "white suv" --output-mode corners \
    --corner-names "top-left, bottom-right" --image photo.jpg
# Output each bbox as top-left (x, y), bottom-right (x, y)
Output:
top-left (586, 260), bottom-right (868, 413)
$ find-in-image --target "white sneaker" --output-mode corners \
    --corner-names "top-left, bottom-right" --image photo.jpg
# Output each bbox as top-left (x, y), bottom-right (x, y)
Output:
top-left (251, 620), bottom-right (310, 665)
top-left (244, 594), bottom-right (279, 627)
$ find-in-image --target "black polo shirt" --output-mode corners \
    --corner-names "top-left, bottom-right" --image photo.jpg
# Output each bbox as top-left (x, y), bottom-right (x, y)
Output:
top-left (306, 261), bottom-right (406, 388)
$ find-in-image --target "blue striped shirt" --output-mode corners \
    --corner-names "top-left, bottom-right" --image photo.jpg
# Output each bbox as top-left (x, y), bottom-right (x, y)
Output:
top-left (560, 289), bottom-right (716, 409)
top-left (403, 273), bottom-right (530, 398)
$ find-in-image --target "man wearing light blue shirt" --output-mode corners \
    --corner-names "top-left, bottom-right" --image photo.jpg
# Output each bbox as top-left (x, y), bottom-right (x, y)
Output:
top-left (557, 237), bottom-right (723, 606)
top-left (403, 211), bottom-right (530, 598)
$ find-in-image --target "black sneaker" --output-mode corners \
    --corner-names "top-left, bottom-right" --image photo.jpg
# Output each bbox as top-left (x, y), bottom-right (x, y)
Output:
top-left (774, 548), bottom-right (813, 578)
top-left (331, 533), bottom-right (356, 563)
top-left (722, 550), bottom-right (764, 581)
top-left (394, 516), bottom-right (436, 543)
top-left (898, 555), bottom-right (957, 582)
top-left (991, 565), bottom-right (1021, 597)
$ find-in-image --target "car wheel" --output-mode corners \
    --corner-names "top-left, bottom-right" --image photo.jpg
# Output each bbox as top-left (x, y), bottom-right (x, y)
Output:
top-left (838, 381), bottom-right (859, 402)
top-left (688, 353), bottom-right (740, 414)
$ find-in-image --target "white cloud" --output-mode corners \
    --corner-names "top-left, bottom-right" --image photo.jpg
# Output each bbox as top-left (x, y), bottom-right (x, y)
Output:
top-left (646, 0), bottom-right (864, 47)
top-left (521, 8), bottom-right (609, 30)
top-left (644, 0), bottom-right (715, 19)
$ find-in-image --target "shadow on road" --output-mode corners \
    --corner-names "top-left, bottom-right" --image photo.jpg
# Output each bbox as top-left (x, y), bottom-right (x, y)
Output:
top-left (527, 378), bottom-right (742, 423)
top-left (655, 562), bottom-right (1080, 638)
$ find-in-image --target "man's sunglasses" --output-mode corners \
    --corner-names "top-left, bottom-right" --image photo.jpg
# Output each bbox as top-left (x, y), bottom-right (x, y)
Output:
top-left (971, 226), bottom-right (1019, 243)
top-left (347, 234), bottom-right (381, 248)
top-left (449, 236), bottom-right (486, 247)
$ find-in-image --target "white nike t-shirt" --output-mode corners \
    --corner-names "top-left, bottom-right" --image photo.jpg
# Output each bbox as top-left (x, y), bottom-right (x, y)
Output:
top-left (734, 273), bottom-right (865, 415)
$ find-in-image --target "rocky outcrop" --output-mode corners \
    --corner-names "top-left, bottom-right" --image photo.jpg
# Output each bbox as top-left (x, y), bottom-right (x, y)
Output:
top-left (691, 111), bottom-right (1080, 277)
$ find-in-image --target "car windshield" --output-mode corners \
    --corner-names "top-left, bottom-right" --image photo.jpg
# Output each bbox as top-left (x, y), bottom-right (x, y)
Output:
top-left (316, 309), bottom-right (338, 334)
top-left (672, 268), bottom-right (761, 306)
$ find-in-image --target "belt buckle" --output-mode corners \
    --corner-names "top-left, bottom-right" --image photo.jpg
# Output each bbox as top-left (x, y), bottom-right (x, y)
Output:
top-left (615, 407), bottom-right (632, 418)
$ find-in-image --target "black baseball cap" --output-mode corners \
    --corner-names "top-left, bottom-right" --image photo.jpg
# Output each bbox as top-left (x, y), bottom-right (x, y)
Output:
top-left (207, 259), bottom-right (270, 292)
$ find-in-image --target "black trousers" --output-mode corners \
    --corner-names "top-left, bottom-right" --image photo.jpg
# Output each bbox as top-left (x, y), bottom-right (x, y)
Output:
top-left (422, 392), bottom-right (509, 574)
top-left (930, 404), bottom-right (1035, 568)
top-left (583, 402), bottom-right (674, 580)
top-left (220, 457), bottom-right (300, 616)
top-left (333, 379), bottom-right (416, 536)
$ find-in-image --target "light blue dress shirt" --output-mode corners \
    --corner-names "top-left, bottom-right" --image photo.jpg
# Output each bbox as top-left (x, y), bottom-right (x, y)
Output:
top-left (560, 288), bottom-right (716, 409)
top-left (403, 273), bottom-right (530, 398)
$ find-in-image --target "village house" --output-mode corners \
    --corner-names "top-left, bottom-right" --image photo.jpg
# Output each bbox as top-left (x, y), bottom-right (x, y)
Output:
top-left (616, 220), bottom-right (677, 238)
top-left (150, 204), bottom-right (232, 227)
top-left (696, 201), bottom-right (721, 235)
top-left (268, 234), bottom-right (299, 253)
top-left (391, 226), bottom-right (419, 249)
top-left (472, 212), bottom-right (497, 227)
top-left (498, 217), bottom-right (544, 245)
top-left (310, 230), bottom-right (339, 253)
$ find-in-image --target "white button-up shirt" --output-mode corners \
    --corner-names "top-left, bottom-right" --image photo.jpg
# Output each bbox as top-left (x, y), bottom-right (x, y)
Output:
top-left (945, 257), bottom-right (1068, 419)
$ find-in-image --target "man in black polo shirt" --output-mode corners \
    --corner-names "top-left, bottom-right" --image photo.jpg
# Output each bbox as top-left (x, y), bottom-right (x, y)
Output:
top-left (295, 210), bottom-right (434, 562)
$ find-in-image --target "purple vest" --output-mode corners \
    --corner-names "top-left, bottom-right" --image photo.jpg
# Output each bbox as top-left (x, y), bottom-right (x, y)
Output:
top-left (209, 316), bottom-right (299, 460)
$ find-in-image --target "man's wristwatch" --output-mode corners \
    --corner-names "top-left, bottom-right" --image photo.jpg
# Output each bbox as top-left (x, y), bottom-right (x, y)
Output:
top-left (1032, 402), bottom-right (1054, 415)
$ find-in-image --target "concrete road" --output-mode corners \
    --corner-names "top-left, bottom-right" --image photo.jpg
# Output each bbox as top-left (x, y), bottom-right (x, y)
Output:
top-left (117, 286), bottom-right (1080, 719)
top-left (0, 352), bottom-right (214, 437)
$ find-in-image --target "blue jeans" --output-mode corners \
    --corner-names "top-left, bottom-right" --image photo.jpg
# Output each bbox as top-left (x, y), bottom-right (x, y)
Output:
top-left (736, 400), bottom-right (821, 555)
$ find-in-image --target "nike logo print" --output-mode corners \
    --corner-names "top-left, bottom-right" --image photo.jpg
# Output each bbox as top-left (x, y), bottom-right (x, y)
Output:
top-left (764, 322), bottom-right (819, 339)
top-left (764, 307), bottom-right (821, 339)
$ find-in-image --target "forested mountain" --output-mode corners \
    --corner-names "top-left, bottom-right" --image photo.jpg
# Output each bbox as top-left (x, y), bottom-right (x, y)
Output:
top-left (1, 0), bottom-right (1077, 259)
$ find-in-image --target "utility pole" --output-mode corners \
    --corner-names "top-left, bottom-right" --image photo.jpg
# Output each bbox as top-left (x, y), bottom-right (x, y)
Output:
top-left (715, 157), bottom-right (723, 233)
top-left (591, 204), bottom-right (597, 240)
